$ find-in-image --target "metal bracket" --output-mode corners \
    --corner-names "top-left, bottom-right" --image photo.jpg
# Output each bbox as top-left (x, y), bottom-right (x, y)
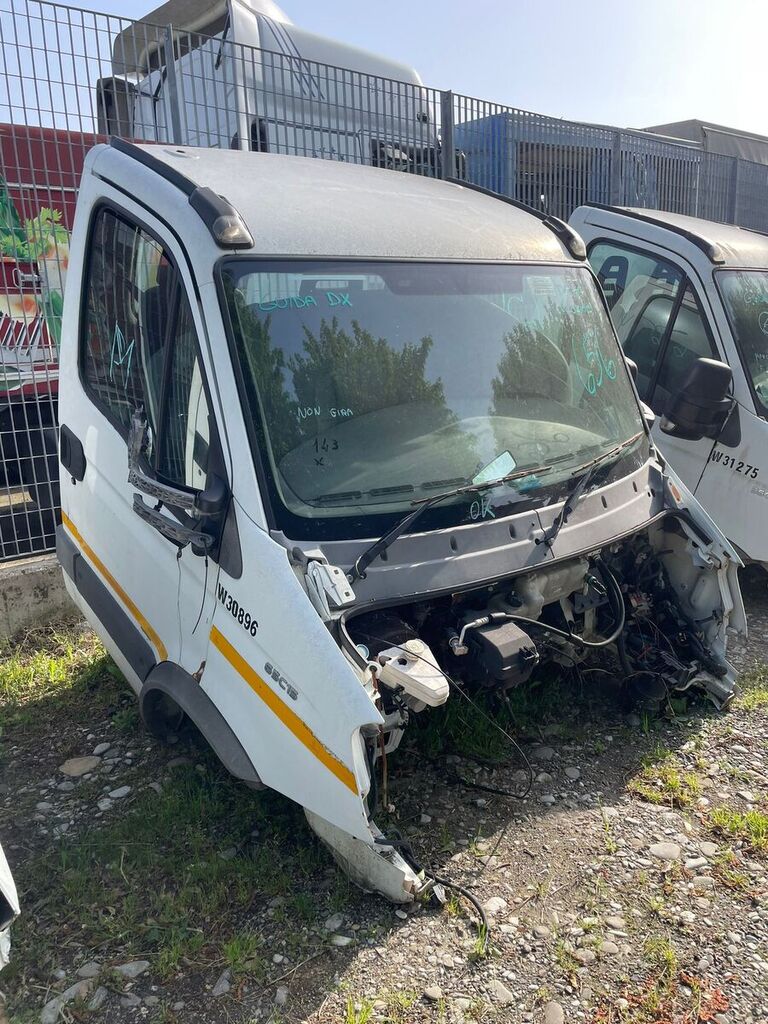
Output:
top-left (132, 494), bottom-right (212, 552)
top-left (305, 559), bottom-right (356, 619)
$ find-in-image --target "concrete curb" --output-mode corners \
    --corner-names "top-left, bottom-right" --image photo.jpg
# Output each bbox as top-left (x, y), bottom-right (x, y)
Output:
top-left (0, 554), bottom-right (76, 642)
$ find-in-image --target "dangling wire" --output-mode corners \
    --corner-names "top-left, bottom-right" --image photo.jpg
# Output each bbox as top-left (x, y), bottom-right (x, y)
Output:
top-left (360, 633), bottom-right (539, 955)
top-left (360, 631), bottom-right (534, 800)
top-left (192, 555), bottom-right (209, 634)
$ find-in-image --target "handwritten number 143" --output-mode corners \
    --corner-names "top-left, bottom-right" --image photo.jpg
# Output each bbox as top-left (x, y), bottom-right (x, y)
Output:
top-left (313, 437), bottom-right (339, 453)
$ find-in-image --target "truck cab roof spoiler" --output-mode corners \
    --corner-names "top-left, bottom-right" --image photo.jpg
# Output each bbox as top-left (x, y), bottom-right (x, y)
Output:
top-left (446, 177), bottom-right (587, 260)
top-left (108, 138), bottom-right (254, 249)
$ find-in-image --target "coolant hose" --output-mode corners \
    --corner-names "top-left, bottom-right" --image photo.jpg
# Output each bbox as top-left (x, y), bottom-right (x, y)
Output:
top-left (499, 558), bottom-right (625, 650)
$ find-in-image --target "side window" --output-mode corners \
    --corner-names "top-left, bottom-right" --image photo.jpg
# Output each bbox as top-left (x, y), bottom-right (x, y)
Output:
top-left (589, 241), bottom-right (683, 400)
top-left (157, 295), bottom-right (211, 490)
top-left (82, 207), bottom-right (210, 491)
top-left (82, 209), bottom-right (172, 449)
top-left (653, 285), bottom-right (718, 410)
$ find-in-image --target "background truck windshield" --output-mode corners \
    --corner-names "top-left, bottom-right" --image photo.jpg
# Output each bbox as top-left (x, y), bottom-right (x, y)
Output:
top-left (718, 270), bottom-right (768, 414)
top-left (220, 261), bottom-right (643, 532)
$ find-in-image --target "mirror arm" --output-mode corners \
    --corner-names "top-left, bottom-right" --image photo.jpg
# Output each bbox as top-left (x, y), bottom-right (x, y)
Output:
top-left (128, 465), bottom-right (198, 512)
top-left (132, 494), bottom-right (213, 552)
top-left (127, 409), bottom-right (227, 516)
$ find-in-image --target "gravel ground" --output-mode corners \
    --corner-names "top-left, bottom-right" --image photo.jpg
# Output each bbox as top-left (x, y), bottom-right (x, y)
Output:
top-left (3, 567), bottom-right (768, 1023)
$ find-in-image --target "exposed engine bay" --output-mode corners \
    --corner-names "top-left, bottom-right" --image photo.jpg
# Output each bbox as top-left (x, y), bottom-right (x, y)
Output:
top-left (295, 507), bottom-right (741, 906)
top-left (341, 513), bottom-right (737, 775)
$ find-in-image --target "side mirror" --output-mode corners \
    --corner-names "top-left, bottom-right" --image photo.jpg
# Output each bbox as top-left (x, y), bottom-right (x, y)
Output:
top-left (95, 76), bottom-right (136, 136)
top-left (625, 357), bottom-right (639, 383)
top-left (127, 410), bottom-right (229, 553)
top-left (660, 357), bottom-right (733, 441)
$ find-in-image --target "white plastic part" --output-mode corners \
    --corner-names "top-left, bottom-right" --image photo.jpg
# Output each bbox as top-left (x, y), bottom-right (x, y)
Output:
top-left (377, 639), bottom-right (450, 707)
top-left (305, 809), bottom-right (424, 903)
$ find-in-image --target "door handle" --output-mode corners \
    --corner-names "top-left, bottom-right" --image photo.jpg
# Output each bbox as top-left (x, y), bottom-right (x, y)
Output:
top-left (59, 424), bottom-right (86, 481)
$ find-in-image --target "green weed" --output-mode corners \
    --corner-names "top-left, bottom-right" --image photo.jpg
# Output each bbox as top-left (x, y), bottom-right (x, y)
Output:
top-left (736, 663), bottom-right (768, 710)
top-left (643, 936), bottom-right (679, 980)
top-left (0, 625), bottom-right (114, 730)
top-left (710, 806), bottom-right (768, 851)
top-left (628, 747), bottom-right (701, 807)
top-left (345, 997), bottom-right (375, 1024)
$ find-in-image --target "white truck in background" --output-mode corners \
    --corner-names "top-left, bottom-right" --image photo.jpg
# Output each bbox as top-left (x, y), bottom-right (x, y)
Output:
top-left (571, 204), bottom-right (768, 569)
top-left (97, 0), bottom-right (448, 175)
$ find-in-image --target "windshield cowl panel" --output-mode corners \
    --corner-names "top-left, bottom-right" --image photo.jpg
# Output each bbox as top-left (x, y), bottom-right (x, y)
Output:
top-left (220, 259), bottom-right (645, 541)
top-left (276, 457), bottom-right (663, 601)
top-left (717, 269), bottom-right (768, 415)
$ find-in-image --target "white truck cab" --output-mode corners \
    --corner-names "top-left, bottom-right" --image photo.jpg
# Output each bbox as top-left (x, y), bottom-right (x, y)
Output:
top-left (571, 204), bottom-right (768, 568)
top-left (58, 144), bottom-right (745, 902)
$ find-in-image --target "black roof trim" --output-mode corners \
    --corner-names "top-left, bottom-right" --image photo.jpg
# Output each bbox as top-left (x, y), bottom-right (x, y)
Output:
top-left (110, 137), bottom-right (197, 196)
top-left (446, 177), bottom-right (587, 259)
top-left (583, 202), bottom-right (726, 264)
top-left (108, 138), bottom-right (253, 249)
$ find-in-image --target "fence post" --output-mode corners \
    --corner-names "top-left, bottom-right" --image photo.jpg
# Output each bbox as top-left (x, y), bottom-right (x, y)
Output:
top-left (164, 24), bottom-right (184, 145)
top-left (609, 130), bottom-right (622, 204)
top-left (440, 90), bottom-right (455, 180)
top-left (729, 156), bottom-right (740, 225)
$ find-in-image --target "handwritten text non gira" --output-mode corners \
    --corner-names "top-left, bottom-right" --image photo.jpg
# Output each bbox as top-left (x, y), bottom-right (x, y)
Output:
top-left (297, 406), bottom-right (353, 422)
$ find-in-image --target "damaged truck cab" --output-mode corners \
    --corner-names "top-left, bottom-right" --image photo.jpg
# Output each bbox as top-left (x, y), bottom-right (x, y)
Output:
top-left (57, 143), bottom-right (745, 902)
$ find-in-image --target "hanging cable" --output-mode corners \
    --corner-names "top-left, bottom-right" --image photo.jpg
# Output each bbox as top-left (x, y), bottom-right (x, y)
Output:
top-left (191, 554), bottom-right (209, 634)
top-left (361, 632), bottom-right (534, 800)
top-left (373, 830), bottom-right (490, 955)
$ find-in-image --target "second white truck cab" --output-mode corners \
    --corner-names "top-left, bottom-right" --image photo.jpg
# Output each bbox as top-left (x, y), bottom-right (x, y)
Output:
top-left (571, 204), bottom-right (768, 568)
top-left (58, 145), bottom-right (745, 902)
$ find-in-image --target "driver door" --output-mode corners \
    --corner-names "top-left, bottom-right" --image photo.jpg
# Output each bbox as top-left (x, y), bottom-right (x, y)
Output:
top-left (59, 197), bottom-right (223, 690)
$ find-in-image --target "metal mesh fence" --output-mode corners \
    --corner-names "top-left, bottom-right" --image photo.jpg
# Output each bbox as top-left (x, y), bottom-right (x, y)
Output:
top-left (1, 0), bottom-right (767, 559)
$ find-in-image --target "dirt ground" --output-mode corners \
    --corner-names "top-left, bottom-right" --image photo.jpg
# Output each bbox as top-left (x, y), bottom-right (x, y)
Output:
top-left (2, 568), bottom-right (768, 1024)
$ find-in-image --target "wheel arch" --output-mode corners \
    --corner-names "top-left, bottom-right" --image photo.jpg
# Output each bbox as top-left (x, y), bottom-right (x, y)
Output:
top-left (140, 661), bottom-right (265, 788)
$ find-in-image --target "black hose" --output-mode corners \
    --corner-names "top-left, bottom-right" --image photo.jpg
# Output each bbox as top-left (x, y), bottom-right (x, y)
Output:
top-left (428, 875), bottom-right (490, 953)
top-left (617, 628), bottom-right (633, 677)
top-left (365, 739), bottom-right (378, 819)
top-left (497, 557), bottom-right (626, 649)
top-left (374, 834), bottom-right (490, 954)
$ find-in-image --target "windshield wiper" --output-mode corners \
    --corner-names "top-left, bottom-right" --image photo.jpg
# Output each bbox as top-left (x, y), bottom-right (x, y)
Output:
top-left (348, 463), bottom-right (552, 582)
top-left (538, 430), bottom-right (645, 550)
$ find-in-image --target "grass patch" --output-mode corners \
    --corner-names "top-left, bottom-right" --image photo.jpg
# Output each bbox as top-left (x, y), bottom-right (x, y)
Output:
top-left (378, 991), bottom-right (418, 1023)
top-left (553, 938), bottom-right (579, 975)
top-left (468, 923), bottom-right (491, 962)
top-left (111, 704), bottom-right (141, 736)
top-left (345, 997), bottom-right (375, 1024)
top-left (736, 663), bottom-right (768, 710)
top-left (712, 853), bottom-right (751, 893)
top-left (5, 759), bottom-right (337, 1016)
top-left (627, 746), bottom-right (701, 808)
top-left (709, 805), bottom-right (768, 852)
top-left (409, 671), bottom-right (584, 762)
top-left (222, 930), bottom-right (263, 975)
top-left (0, 625), bottom-right (116, 731)
top-left (643, 936), bottom-right (678, 980)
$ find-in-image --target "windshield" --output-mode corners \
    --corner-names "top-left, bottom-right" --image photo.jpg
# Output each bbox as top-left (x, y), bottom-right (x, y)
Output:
top-left (717, 270), bottom-right (768, 413)
top-left (219, 261), bottom-right (644, 536)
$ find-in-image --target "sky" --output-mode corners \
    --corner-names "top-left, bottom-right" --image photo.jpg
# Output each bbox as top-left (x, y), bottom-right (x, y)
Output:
top-left (79, 0), bottom-right (766, 137)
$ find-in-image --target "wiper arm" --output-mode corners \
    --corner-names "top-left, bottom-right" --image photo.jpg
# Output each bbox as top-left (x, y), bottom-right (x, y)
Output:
top-left (348, 463), bottom-right (552, 583)
top-left (538, 431), bottom-right (644, 550)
